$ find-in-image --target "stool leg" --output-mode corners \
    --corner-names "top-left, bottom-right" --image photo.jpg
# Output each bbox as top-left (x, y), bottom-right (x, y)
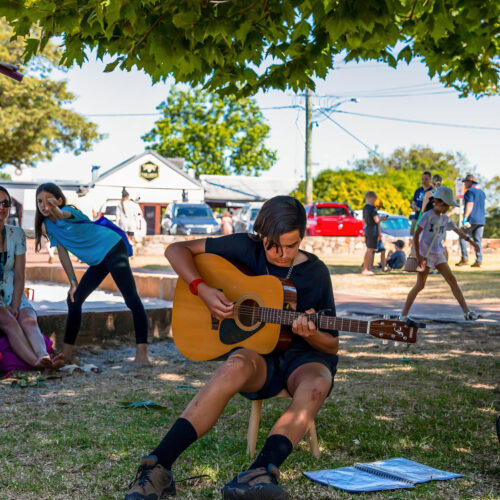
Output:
top-left (247, 400), bottom-right (263, 458)
top-left (306, 420), bottom-right (320, 458)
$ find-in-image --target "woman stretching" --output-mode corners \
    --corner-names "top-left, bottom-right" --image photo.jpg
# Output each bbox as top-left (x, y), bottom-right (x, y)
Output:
top-left (0, 186), bottom-right (63, 372)
top-left (401, 186), bottom-right (480, 322)
top-left (34, 183), bottom-right (149, 364)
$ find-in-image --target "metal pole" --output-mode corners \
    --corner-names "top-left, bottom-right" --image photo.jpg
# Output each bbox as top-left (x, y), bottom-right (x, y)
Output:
top-left (304, 89), bottom-right (313, 204)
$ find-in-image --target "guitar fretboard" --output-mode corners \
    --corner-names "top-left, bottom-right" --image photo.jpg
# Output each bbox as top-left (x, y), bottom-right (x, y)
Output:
top-left (258, 307), bottom-right (369, 334)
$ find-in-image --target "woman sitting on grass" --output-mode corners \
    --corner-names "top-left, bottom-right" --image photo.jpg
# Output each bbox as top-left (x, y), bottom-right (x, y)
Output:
top-left (401, 186), bottom-right (480, 322)
top-left (0, 186), bottom-right (64, 373)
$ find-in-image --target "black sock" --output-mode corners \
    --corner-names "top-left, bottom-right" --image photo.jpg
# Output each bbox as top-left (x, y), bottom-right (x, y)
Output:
top-left (151, 418), bottom-right (198, 470)
top-left (250, 434), bottom-right (293, 470)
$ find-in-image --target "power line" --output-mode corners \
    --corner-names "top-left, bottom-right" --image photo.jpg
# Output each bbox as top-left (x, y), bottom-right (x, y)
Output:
top-left (316, 109), bottom-right (380, 157)
top-left (84, 105), bottom-right (301, 117)
top-left (337, 110), bottom-right (500, 131)
top-left (311, 82), bottom-right (444, 96)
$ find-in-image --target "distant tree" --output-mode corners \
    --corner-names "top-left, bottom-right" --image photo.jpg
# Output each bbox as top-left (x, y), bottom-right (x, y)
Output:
top-left (291, 146), bottom-right (480, 215)
top-left (0, 20), bottom-right (102, 171)
top-left (142, 86), bottom-right (276, 176)
top-left (352, 146), bottom-right (466, 179)
top-left (484, 208), bottom-right (500, 238)
top-left (291, 169), bottom-right (410, 215)
top-left (485, 175), bottom-right (500, 207)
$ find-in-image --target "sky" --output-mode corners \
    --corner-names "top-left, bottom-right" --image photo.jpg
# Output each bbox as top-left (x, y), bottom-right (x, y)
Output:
top-left (10, 54), bottom-right (500, 185)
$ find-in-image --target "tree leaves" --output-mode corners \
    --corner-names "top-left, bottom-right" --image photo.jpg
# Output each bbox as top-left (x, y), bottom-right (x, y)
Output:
top-left (142, 86), bottom-right (277, 177)
top-left (291, 146), bottom-right (468, 215)
top-left (0, 20), bottom-right (103, 170)
top-left (2, 0), bottom-right (499, 96)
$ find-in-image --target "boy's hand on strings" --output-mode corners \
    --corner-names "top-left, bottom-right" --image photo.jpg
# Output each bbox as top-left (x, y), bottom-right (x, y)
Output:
top-left (473, 242), bottom-right (480, 253)
top-left (416, 257), bottom-right (427, 272)
top-left (198, 284), bottom-right (233, 320)
top-left (292, 308), bottom-right (318, 338)
top-left (68, 281), bottom-right (78, 302)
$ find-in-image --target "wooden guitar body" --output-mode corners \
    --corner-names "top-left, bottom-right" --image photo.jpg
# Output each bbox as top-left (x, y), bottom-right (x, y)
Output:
top-left (172, 253), bottom-right (295, 361)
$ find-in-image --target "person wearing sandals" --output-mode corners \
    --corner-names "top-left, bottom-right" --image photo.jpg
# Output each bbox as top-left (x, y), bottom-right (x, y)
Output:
top-left (0, 186), bottom-right (64, 372)
top-left (400, 186), bottom-right (480, 322)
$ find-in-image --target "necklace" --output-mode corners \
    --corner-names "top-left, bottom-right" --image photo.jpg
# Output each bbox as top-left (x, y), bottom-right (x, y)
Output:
top-left (266, 256), bottom-right (295, 280)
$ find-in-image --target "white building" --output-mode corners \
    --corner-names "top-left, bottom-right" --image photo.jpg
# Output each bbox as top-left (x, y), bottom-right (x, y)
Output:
top-left (2, 151), bottom-right (204, 234)
top-left (91, 151), bottom-right (203, 234)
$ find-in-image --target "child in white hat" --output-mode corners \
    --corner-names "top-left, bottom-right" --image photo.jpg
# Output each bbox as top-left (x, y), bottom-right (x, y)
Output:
top-left (401, 186), bottom-right (480, 321)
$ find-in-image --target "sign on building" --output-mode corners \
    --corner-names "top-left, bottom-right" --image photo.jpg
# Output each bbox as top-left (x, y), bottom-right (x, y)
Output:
top-left (140, 161), bottom-right (159, 182)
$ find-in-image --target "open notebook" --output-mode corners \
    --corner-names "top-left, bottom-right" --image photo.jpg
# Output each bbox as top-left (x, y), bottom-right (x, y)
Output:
top-left (304, 457), bottom-right (462, 492)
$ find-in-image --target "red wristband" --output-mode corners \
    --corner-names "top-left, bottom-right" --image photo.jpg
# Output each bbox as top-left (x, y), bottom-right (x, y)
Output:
top-left (189, 278), bottom-right (205, 296)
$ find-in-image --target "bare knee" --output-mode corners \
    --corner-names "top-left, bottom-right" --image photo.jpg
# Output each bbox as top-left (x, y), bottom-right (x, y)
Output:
top-left (298, 376), bottom-right (331, 404)
top-left (19, 314), bottom-right (38, 330)
top-left (214, 353), bottom-right (255, 386)
top-left (310, 377), bottom-right (330, 402)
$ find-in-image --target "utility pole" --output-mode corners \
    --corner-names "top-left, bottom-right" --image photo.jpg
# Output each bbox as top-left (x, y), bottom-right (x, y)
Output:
top-left (304, 88), bottom-right (313, 205)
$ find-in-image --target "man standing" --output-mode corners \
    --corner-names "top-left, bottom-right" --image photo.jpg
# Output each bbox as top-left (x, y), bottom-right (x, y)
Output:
top-left (410, 171), bottom-right (433, 235)
top-left (457, 174), bottom-right (486, 268)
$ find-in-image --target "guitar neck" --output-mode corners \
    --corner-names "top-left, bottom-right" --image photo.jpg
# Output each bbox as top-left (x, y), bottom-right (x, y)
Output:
top-left (259, 307), bottom-right (369, 334)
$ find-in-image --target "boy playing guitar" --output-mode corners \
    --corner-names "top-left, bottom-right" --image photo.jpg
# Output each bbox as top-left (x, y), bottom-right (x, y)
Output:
top-left (125, 196), bottom-right (339, 500)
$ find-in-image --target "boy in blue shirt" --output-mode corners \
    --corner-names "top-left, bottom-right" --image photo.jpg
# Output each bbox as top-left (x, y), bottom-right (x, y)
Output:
top-left (386, 240), bottom-right (407, 270)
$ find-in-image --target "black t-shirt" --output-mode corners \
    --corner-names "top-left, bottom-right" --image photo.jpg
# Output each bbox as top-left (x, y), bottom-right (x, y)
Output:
top-left (205, 233), bottom-right (338, 352)
top-left (363, 204), bottom-right (379, 237)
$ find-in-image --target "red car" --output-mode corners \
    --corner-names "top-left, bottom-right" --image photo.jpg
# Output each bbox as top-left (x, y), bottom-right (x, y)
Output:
top-left (305, 202), bottom-right (364, 236)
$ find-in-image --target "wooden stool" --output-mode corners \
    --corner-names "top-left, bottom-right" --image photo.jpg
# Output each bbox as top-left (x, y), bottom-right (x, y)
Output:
top-left (246, 389), bottom-right (320, 459)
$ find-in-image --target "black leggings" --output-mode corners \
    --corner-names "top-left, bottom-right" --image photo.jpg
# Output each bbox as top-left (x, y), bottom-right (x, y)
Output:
top-left (64, 239), bottom-right (148, 345)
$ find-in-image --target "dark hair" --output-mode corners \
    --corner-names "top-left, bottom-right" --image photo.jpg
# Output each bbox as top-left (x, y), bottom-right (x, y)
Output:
top-left (252, 196), bottom-right (306, 250)
top-left (34, 183), bottom-right (67, 252)
top-left (422, 171), bottom-right (431, 177)
top-left (0, 186), bottom-right (12, 204)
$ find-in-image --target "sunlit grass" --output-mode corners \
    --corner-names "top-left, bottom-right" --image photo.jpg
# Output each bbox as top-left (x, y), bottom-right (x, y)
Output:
top-left (1, 323), bottom-right (498, 499)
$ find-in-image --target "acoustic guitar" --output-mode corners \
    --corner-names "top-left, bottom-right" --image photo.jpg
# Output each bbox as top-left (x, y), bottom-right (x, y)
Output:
top-left (172, 254), bottom-right (419, 361)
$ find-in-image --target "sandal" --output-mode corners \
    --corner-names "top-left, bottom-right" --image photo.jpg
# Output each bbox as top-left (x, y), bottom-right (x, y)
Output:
top-left (464, 311), bottom-right (479, 321)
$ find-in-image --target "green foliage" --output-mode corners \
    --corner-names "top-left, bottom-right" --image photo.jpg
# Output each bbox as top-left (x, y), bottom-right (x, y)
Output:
top-left (485, 175), bottom-right (500, 207)
top-left (3, 1), bottom-right (500, 96)
top-left (292, 169), bottom-right (411, 214)
top-left (484, 207), bottom-right (500, 238)
top-left (142, 86), bottom-right (276, 176)
top-left (292, 146), bottom-right (469, 214)
top-left (0, 20), bottom-right (103, 169)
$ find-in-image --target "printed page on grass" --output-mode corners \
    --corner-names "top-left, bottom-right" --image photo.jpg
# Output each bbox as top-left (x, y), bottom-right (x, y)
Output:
top-left (355, 457), bottom-right (463, 484)
top-left (305, 458), bottom-right (463, 492)
top-left (304, 467), bottom-right (414, 492)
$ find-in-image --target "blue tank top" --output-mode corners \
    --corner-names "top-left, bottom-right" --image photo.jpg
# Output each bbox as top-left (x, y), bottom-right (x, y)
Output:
top-left (44, 206), bottom-right (121, 266)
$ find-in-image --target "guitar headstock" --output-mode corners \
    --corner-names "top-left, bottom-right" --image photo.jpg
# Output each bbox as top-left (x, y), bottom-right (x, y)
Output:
top-left (368, 319), bottom-right (419, 343)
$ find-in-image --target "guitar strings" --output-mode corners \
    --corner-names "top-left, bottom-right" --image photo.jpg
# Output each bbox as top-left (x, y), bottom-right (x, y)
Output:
top-left (231, 305), bottom-right (409, 339)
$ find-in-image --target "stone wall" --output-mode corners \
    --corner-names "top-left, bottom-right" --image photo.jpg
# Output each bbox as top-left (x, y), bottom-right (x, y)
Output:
top-left (135, 234), bottom-right (500, 257)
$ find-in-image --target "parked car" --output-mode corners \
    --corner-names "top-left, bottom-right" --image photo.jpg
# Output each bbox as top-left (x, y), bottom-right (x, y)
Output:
top-left (161, 202), bottom-right (220, 235)
top-left (305, 202), bottom-right (364, 236)
top-left (380, 215), bottom-right (411, 238)
top-left (233, 202), bottom-right (264, 233)
top-left (97, 199), bottom-right (119, 223)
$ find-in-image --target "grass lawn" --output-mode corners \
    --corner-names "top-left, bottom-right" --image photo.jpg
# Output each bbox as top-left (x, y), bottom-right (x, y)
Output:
top-left (1, 321), bottom-right (499, 499)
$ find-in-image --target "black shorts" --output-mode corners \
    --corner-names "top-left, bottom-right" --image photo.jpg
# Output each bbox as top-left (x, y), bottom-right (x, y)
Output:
top-left (365, 234), bottom-right (378, 249)
top-left (239, 348), bottom-right (338, 401)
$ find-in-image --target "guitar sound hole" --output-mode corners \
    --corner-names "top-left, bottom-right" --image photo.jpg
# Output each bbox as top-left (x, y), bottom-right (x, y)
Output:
top-left (237, 299), bottom-right (260, 328)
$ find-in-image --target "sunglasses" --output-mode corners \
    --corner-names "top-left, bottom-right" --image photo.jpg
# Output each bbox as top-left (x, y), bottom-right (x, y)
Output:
top-left (0, 200), bottom-right (11, 208)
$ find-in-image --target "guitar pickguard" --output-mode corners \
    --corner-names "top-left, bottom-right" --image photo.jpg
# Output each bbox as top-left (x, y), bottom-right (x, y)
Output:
top-left (219, 319), bottom-right (265, 345)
